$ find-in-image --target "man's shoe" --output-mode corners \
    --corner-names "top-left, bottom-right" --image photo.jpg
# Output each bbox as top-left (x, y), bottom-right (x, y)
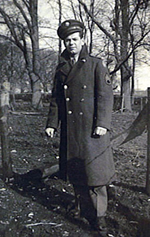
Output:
top-left (70, 207), bottom-right (81, 218)
top-left (67, 202), bottom-right (81, 219)
top-left (90, 217), bottom-right (108, 237)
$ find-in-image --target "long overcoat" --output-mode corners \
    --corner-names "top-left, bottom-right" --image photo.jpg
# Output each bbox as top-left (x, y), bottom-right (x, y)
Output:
top-left (46, 45), bottom-right (115, 186)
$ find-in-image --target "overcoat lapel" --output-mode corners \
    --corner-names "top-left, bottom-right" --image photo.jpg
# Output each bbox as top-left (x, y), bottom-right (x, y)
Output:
top-left (65, 59), bottom-right (87, 83)
top-left (57, 60), bottom-right (71, 77)
top-left (58, 44), bottom-right (89, 83)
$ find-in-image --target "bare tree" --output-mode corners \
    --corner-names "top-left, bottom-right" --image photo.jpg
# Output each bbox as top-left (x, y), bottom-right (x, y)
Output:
top-left (78, 0), bottom-right (150, 111)
top-left (0, 0), bottom-right (42, 109)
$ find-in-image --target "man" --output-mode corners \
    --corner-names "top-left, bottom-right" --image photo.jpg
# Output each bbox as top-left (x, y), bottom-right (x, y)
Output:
top-left (46, 19), bottom-right (115, 236)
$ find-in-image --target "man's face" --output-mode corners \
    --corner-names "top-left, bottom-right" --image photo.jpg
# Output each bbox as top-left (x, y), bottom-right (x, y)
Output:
top-left (64, 32), bottom-right (84, 56)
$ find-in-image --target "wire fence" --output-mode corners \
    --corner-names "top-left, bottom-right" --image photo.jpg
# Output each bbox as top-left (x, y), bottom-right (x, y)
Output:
top-left (113, 94), bottom-right (148, 112)
top-left (11, 92), bottom-right (148, 112)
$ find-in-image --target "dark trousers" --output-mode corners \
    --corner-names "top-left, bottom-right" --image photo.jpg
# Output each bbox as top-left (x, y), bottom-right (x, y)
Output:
top-left (73, 185), bottom-right (107, 222)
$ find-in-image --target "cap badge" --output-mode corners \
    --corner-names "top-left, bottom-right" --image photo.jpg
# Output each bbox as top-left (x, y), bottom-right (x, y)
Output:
top-left (65, 21), bottom-right (70, 27)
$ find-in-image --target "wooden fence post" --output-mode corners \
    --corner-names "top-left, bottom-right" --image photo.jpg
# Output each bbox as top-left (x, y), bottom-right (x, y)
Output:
top-left (0, 81), bottom-right (13, 179)
top-left (146, 87), bottom-right (150, 195)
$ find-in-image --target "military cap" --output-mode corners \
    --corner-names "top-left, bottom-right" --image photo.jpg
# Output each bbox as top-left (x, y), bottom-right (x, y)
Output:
top-left (57, 19), bottom-right (85, 40)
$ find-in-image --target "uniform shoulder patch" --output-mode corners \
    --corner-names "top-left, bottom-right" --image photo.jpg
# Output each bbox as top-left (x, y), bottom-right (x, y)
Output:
top-left (105, 73), bottom-right (111, 85)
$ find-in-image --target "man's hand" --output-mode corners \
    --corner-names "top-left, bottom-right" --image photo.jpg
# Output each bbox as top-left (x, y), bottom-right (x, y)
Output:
top-left (94, 127), bottom-right (107, 136)
top-left (45, 128), bottom-right (55, 138)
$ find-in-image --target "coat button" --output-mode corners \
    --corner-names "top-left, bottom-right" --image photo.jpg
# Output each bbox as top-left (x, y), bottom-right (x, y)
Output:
top-left (80, 98), bottom-right (84, 102)
top-left (66, 97), bottom-right (70, 101)
top-left (68, 110), bottom-right (72, 114)
top-left (82, 85), bottom-right (87, 89)
top-left (64, 85), bottom-right (68, 89)
top-left (79, 112), bottom-right (83, 115)
top-left (81, 58), bottom-right (86, 63)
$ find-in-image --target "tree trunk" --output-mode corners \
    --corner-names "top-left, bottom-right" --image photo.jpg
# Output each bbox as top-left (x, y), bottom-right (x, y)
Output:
top-left (58, 0), bottom-right (62, 59)
top-left (0, 81), bottom-right (13, 179)
top-left (88, 0), bottom-right (95, 54)
top-left (120, 76), bottom-right (131, 111)
top-left (120, 0), bottom-right (132, 111)
top-left (30, 73), bottom-right (42, 109)
top-left (30, 0), bottom-right (42, 109)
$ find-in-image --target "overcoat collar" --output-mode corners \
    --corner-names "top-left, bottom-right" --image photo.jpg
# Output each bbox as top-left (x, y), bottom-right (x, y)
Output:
top-left (57, 44), bottom-right (89, 83)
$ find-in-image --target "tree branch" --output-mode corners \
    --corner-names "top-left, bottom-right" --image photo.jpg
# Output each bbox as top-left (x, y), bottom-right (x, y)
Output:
top-left (0, 7), bottom-right (24, 52)
top-left (110, 29), bottom-right (150, 75)
top-left (0, 34), bottom-right (16, 44)
top-left (78, 0), bottom-right (115, 44)
top-left (0, 21), bottom-right (6, 24)
top-left (13, 0), bottom-right (31, 29)
top-left (22, 0), bottom-right (30, 11)
top-left (129, 0), bottom-right (141, 27)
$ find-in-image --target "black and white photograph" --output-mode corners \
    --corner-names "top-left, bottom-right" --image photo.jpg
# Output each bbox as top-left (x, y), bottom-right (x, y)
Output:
top-left (0, 1), bottom-right (150, 236)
